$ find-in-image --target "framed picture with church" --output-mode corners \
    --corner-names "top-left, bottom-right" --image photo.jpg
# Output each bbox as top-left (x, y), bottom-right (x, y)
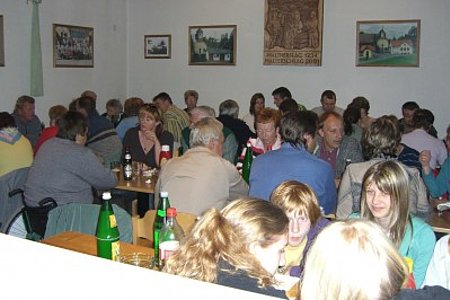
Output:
top-left (356, 20), bottom-right (420, 67)
top-left (188, 25), bottom-right (237, 65)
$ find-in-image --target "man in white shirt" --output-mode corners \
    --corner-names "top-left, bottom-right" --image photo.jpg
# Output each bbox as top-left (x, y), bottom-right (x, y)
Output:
top-left (311, 90), bottom-right (344, 117)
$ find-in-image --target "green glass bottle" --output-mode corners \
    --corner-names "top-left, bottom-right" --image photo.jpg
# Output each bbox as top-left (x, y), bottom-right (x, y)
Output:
top-left (153, 191), bottom-right (170, 267)
top-left (96, 192), bottom-right (120, 261)
top-left (242, 142), bottom-right (253, 184)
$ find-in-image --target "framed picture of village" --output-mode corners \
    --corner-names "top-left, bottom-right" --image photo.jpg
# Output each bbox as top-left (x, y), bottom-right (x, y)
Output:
top-left (145, 34), bottom-right (171, 59)
top-left (356, 20), bottom-right (420, 67)
top-left (188, 25), bottom-right (236, 65)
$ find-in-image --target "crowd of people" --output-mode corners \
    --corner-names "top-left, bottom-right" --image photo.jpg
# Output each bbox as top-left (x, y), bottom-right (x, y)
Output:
top-left (1, 86), bottom-right (450, 299)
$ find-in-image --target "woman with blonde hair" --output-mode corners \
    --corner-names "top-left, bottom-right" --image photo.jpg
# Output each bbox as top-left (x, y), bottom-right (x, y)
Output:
top-left (165, 198), bottom-right (289, 298)
top-left (270, 180), bottom-right (329, 278)
top-left (354, 160), bottom-right (435, 287)
top-left (301, 219), bottom-right (408, 300)
top-left (122, 103), bottom-right (174, 169)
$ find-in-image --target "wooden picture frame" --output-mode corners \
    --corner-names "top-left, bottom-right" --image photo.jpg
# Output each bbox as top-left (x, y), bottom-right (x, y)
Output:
top-left (145, 35), bottom-right (171, 59)
top-left (264, 0), bottom-right (324, 66)
top-left (53, 23), bottom-right (94, 68)
top-left (0, 15), bottom-right (4, 67)
top-left (356, 20), bottom-right (420, 67)
top-left (188, 25), bottom-right (237, 65)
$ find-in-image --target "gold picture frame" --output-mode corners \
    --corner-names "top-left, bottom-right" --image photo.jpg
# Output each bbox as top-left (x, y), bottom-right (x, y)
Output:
top-left (53, 23), bottom-right (94, 68)
top-left (189, 25), bottom-right (237, 66)
top-left (356, 19), bottom-right (420, 67)
top-left (145, 34), bottom-right (171, 59)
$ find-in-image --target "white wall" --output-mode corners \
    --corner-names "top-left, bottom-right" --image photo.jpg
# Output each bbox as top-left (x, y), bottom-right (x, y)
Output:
top-left (0, 0), bottom-right (127, 124)
top-left (1, 1), bottom-right (448, 134)
top-left (127, 0), bottom-right (449, 136)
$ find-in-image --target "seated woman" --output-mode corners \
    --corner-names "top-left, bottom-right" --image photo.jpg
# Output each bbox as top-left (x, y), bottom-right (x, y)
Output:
top-left (247, 108), bottom-right (281, 155)
top-left (343, 104), bottom-right (364, 142)
top-left (270, 180), bottom-right (329, 278)
top-left (165, 198), bottom-right (289, 299)
top-left (241, 93), bottom-right (265, 133)
top-left (122, 103), bottom-right (174, 169)
top-left (0, 112), bottom-right (33, 176)
top-left (34, 105), bottom-right (67, 155)
top-left (349, 96), bottom-right (376, 130)
top-left (420, 150), bottom-right (450, 198)
top-left (24, 111), bottom-right (117, 206)
top-left (351, 160), bottom-right (436, 287)
top-left (301, 219), bottom-right (450, 300)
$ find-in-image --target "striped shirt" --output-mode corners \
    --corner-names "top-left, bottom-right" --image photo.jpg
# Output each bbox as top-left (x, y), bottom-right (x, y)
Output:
top-left (162, 105), bottom-right (190, 144)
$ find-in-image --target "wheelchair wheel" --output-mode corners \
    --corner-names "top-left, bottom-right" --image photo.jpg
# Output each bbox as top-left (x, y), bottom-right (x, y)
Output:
top-left (5, 213), bottom-right (27, 239)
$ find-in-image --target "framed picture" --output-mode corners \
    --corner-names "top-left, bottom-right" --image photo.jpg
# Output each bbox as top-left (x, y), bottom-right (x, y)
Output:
top-left (356, 20), bottom-right (420, 67)
top-left (264, 0), bottom-right (324, 66)
top-left (0, 15), bottom-right (4, 67)
top-left (188, 25), bottom-right (236, 65)
top-left (145, 34), bottom-right (171, 59)
top-left (53, 23), bottom-right (94, 68)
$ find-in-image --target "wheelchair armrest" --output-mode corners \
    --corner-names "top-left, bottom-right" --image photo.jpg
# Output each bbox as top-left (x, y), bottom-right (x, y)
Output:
top-left (8, 188), bottom-right (24, 198)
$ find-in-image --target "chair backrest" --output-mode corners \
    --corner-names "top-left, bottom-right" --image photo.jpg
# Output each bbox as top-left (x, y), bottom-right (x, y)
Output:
top-left (0, 167), bottom-right (29, 233)
top-left (44, 203), bottom-right (132, 243)
top-left (132, 209), bottom-right (197, 246)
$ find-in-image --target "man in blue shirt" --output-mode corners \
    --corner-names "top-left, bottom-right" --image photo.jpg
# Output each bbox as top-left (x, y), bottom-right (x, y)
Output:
top-left (249, 111), bottom-right (337, 215)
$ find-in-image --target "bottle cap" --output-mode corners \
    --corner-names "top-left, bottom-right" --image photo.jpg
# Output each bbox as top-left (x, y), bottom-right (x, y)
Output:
top-left (162, 145), bottom-right (170, 152)
top-left (167, 207), bottom-right (177, 217)
top-left (160, 191), bottom-right (169, 198)
top-left (102, 192), bottom-right (112, 200)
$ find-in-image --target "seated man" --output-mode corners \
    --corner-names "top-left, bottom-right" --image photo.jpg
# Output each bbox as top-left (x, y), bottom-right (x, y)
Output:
top-left (399, 101), bottom-right (438, 137)
top-left (249, 111), bottom-right (336, 215)
top-left (337, 115), bottom-right (430, 219)
top-left (316, 112), bottom-right (363, 179)
top-left (401, 109), bottom-right (447, 170)
top-left (272, 86), bottom-right (306, 111)
top-left (101, 98), bottom-right (123, 128)
top-left (76, 96), bottom-right (122, 166)
top-left (181, 106), bottom-right (238, 164)
top-left (12, 95), bottom-right (43, 150)
top-left (216, 99), bottom-right (255, 157)
top-left (24, 111), bottom-right (117, 206)
top-left (156, 117), bottom-right (248, 216)
top-left (311, 90), bottom-right (344, 117)
top-left (116, 97), bottom-right (144, 142)
top-left (152, 92), bottom-right (190, 147)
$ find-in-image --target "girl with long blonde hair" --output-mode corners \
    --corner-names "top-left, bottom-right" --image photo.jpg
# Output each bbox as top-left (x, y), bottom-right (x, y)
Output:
top-left (165, 198), bottom-right (289, 298)
top-left (358, 160), bottom-right (435, 287)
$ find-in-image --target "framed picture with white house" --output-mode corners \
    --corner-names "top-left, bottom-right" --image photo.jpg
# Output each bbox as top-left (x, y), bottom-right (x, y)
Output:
top-left (356, 20), bottom-right (420, 67)
top-left (188, 25), bottom-right (236, 65)
top-left (145, 34), bottom-right (171, 59)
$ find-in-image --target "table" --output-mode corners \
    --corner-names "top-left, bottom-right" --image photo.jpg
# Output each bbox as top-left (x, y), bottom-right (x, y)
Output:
top-left (426, 198), bottom-right (450, 234)
top-left (115, 169), bottom-right (157, 194)
top-left (42, 231), bottom-right (154, 256)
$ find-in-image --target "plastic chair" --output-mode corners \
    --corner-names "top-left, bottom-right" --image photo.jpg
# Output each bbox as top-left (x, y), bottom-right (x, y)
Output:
top-left (44, 202), bottom-right (132, 243)
top-left (132, 209), bottom-right (197, 246)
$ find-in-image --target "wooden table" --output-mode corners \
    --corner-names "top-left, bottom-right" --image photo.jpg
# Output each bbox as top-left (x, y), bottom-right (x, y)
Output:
top-left (42, 231), bottom-right (154, 257)
top-left (114, 169), bottom-right (157, 194)
top-left (426, 198), bottom-right (450, 234)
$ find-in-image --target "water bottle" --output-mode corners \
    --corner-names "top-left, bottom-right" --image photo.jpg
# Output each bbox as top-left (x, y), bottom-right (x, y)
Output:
top-left (159, 207), bottom-right (185, 268)
top-left (159, 145), bottom-right (172, 167)
top-left (153, 191), bottom-right (170, 267)
top-left (96, 192), bottom-right (120, 261)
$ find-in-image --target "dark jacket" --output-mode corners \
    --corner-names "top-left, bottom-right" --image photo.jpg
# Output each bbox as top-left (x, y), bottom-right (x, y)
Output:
top-left (217, 115), bottom-right (256, 155)
top-left (216, 260), bottom-right (287, 299)
top-left (289, 217), bottom-right (330, 278)
top-left (393, 285), bottom-right (450, 299)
